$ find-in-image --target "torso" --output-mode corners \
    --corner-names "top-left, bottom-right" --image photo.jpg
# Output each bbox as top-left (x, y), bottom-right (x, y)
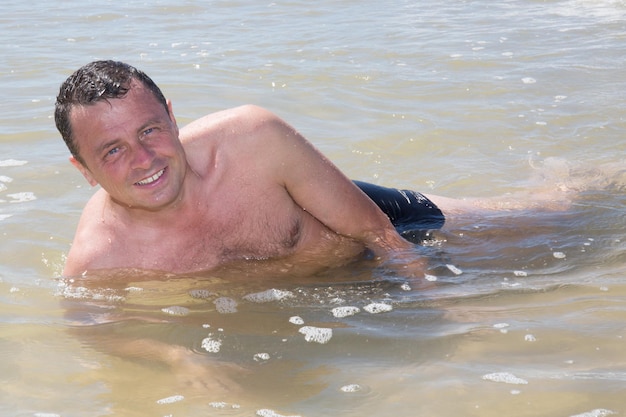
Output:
top-left (67, 107), bottom-right (366, 275)
top-left (85, 182), bottom-right (364, 274)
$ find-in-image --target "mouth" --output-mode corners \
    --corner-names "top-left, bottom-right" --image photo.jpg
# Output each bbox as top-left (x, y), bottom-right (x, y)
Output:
top-left (135, 168), bottom-right (165, 186)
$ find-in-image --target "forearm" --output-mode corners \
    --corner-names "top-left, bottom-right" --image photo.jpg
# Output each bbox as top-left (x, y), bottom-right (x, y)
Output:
top-left (361, 222), bottom-right (414, 258)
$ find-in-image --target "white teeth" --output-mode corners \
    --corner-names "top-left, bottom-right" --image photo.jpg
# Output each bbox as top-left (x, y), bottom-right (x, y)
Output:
top-left (136, 169), bottom-right (164, 185)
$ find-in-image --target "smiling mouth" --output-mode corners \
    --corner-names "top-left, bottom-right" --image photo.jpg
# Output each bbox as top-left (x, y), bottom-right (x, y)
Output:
top-left (135, 168), bottom-right (165, 186)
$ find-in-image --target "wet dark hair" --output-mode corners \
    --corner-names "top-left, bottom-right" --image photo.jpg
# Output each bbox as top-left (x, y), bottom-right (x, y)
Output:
top-left (54, 60), bottom-right (168, 165)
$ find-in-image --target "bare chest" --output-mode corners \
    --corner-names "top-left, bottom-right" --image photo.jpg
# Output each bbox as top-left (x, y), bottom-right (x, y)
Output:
top-left (110, 188), bottom-right (311, 273)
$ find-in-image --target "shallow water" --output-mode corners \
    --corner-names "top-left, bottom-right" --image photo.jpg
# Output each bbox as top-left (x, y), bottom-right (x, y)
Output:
top-left (1, 0), bottom-right (626, 416)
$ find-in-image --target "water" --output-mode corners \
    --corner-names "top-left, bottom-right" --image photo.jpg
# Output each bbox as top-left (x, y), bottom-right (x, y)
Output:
top-left (1, 0), bottom-right (626, 415)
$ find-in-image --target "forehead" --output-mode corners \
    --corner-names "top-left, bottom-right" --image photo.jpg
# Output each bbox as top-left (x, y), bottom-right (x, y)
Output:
top-left (68, 81), bottom-right (171, 156)
top-left (71, 81), bottom-right (168, 129)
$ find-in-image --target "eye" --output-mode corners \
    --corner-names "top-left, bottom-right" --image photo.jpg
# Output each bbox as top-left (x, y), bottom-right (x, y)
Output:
top-left (141, 127), bottom-right (157, 139)
top-left (106, 146), bottom-right (120, 157)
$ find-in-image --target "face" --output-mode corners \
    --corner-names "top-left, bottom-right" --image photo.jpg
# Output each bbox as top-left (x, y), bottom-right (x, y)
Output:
top-left (69, 80), bottom-right (188, 212)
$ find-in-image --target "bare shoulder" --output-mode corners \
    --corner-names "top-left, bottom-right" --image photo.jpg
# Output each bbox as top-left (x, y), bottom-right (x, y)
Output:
top-left (180, 105), bottom-right (296, 171)
top-left (63, 190), bottom-right (115, 276)
top-left (180, 105), bottom-right (280, 145)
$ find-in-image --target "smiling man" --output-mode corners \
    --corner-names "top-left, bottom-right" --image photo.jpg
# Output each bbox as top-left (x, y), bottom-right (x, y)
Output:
top-left (55, 61), bottom-right (456, 276)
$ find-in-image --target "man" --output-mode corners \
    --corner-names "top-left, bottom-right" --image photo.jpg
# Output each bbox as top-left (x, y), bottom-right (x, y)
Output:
top-left (54, 60), bottom-right (465, 277)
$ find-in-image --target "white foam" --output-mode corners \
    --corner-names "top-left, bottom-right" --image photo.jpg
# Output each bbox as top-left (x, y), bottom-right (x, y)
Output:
top-left (34, 413), bottom-right (61, 417)
top-left (256, 409), bottom-right (301, 417)
top-left (7, 192), bottom-right (36, 203)
top-left (0, 175), bottom-right (13, 183)
top-left (522, 77), bottom-right (537, 84)
top-left (156, 394), bottom-right (184, 404)
top-left (482, 372), bottom-right (528, 385)
top-left (214, 297), bottom-right (238, 314)
top-left (161, 306), bottom-right (190, 316)
top-left (424, 274), bottom-right (438, 282)
top-left (254, 352), bottom-right (270, 361)
top-left (299, 326), bottom-right (333, 344)
top-left (189, 289), bottom-right (212, 299)
top-left (553, 251), bottom-right (567, 259)
top-left (552, 0), bottom-right (626, 21)
top-left (201, 335), bottom-right (222, 352)
top-left (525, 334), bottom-right (537, 342)
top-left (0, 159), bottom-right (27, 167)
top-left (243, 288), bottom-right (294, 303)
top-left (340, 384), bottom-right (362, 393)
top-left (289, 316), bottom-right (304, 325)
top-left (57, 285), bottom-right (126, 302)
top-left (570, 409), bottom-right (616, 417)
top-left (209, 402), bottom-right (240, 409)
top-left (514, 270), bottom-right (528, 277)
top-left (363, 302), bottom-right (393, 314)
top-left (446, 264), bottom-right (463, 275)
top-left (331, 306), bottom-right (360, 318)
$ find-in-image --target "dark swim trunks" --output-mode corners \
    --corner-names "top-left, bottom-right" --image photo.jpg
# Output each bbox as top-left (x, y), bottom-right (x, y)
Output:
top-left (354, 180), bottom-right (445, 243)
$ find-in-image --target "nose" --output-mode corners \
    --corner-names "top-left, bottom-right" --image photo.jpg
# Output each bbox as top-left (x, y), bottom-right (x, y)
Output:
top-left (130, 140), bottom-right (154, 170)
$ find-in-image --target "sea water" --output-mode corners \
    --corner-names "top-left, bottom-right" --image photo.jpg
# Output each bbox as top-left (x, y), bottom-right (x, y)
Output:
top-left (1, 0), bottom-right (625, 415)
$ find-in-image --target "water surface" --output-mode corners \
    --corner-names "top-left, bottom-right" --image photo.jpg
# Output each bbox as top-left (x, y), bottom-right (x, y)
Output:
top-left (1, 0), bottom-right (625, 416)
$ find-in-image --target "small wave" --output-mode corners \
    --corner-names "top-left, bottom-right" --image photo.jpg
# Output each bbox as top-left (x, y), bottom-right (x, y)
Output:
top-left (570, 409), bottom-right (616, 417)
top-left (552, 0), bottom-right (626, 22)
top-left (0, 159), bottom-right (28, 167)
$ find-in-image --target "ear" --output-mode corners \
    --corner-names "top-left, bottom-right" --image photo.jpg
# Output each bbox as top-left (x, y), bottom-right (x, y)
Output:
top-left (166, 99), bottom-right (179, 135)
top-left (70, 156), bottom-right (98, 187)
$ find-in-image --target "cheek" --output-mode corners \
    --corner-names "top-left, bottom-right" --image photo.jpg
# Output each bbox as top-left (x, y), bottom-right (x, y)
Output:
top-left (158, 138), bottom-right (185, 158)
top-left (97, 165), bottom-right (129, 187)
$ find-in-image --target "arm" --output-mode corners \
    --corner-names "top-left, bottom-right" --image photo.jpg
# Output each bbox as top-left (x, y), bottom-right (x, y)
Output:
top-left (248, 106), bottom-right (413, 258)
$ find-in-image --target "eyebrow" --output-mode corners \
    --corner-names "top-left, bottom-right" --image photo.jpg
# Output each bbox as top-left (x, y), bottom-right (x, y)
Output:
top-left (93, 115), bottom-right (170, 156)
top-left (96, 138), bottom-right (121, 155)
top-left (137, 118), bottom-right (162, 133)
